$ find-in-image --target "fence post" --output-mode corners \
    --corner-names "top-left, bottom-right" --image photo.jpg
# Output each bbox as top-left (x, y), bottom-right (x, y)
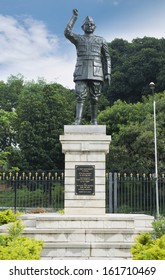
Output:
top-left (114, 172), bottom-right (117, 213)
top-left (108, 172), bottom-right (113, 213)
top-left (13, 177), bottom-right (17, 214)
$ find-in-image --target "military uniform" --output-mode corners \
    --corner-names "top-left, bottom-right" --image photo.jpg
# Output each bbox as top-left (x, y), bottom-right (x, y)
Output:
top-left (64, 13), bottom-right (111, 124)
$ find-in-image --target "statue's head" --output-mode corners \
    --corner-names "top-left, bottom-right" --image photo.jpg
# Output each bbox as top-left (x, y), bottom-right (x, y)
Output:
top-left (82, 16), bottom-right (96, 34)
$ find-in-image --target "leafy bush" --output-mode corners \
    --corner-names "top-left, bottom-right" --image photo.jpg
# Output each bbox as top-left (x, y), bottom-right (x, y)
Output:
top-left (57, 209), bottom-right (64, 214)
top-left (0, 236), bottom-right (43, 260)
top-left (131, 232), bottom-right (165, 260)
top-left (0, 220), bottom-right (43, 260)
top-left (152, 215), bottom-right (165, 239)
top-left (0, 209), bottom-right (21, 225)
top-left (8, 220), bottom-right (25, 238)
top-left (0, 234), bottom-right (12, 246)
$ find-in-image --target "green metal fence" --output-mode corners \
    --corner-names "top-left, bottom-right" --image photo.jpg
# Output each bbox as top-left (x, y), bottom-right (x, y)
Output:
top-left (1, 171), bottom-right (165, 215)
top-left (106, 173), bottom-right (165, 216)
top-left (0, 171), bottom-right (64, 212)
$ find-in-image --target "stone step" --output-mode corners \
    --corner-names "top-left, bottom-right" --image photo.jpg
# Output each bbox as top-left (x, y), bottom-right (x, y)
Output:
top-left (19, 213), bottom-right (154, 231)
top-left (0, 213), bottom-right (154, 259)
top-left (17, 215), bottom-right (37, 227)
top-left (40, 242), bottom-right (133, 259)
top-left (22, 227), bottom-right (141, 243)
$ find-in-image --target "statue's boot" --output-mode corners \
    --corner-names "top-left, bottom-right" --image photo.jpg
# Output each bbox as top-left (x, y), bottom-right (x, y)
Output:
top-left (91, 104), bottom-right (98, 125)
top-left (74, 102), bottom-right (84, 125)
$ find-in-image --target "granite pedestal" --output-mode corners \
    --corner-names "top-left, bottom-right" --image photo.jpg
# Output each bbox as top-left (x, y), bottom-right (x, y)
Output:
top-left (60, 125), bottom-right (111, 215)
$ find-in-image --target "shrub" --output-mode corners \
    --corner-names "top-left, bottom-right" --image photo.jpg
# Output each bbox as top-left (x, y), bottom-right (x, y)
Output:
top-left (0, 220), bottom-right (43, 260)
top-left (131, 232), bottom-right (165, 260)
top-left (0, 234), bottom-right (12, 246)
top-left (152, 215), bottom-right (165, 239)
top-left (0, 209), bottom-right (21, 225)
top-left (0, 236), bottom-right (43, 260)
top-left (57, 209), bottom-right (64, 214)
top-left (8, 220), bottom-right (25, 238)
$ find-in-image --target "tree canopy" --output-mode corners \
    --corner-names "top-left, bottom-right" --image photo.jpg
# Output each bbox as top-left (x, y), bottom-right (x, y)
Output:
top-left (0, 36), bottom-right (165, 173)
top-left (107, 37), bottom-right (165, 104)
top-left (98, 92), bottom-right (165, 173)
top-left (0, 76), bottom-right (75, 171)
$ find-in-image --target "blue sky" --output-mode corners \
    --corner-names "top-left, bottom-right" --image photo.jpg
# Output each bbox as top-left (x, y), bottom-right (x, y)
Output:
top-left (0, 0), bottom-right (165, 88)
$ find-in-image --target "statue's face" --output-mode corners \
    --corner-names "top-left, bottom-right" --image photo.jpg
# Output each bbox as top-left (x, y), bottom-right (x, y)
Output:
top-left (82, 21), bottom-right (95, 34)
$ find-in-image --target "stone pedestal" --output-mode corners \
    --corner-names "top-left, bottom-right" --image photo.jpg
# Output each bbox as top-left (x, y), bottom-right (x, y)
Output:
top-left (60, 125), bottom-right (111, 215)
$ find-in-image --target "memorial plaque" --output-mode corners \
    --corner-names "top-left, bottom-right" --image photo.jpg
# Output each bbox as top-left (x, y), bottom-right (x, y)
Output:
top-left (75, 165), bottom-right (95, 195)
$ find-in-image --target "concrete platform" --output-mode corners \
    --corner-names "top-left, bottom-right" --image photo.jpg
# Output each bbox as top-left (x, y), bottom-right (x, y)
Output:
top-left (12, 213), bottom-right (154, 259)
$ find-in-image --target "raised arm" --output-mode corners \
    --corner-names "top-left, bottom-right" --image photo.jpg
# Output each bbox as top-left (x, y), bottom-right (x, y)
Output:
top-left (64, 9), bottom-right (78, 43)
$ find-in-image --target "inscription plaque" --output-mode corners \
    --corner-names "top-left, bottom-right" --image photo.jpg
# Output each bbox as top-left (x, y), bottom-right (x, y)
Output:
top-left (75, 165), bottom-right (95, 195)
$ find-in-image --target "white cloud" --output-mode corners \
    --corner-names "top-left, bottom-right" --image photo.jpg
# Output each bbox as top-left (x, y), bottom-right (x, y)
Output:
top-left (0, 15), bottom-right (75, 88)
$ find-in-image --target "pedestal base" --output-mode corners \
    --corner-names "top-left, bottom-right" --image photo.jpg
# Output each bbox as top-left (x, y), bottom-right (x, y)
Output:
top-left (60, 126), bottom-right (111, 215)
top-left (14, 213), bottom-right (154, 259)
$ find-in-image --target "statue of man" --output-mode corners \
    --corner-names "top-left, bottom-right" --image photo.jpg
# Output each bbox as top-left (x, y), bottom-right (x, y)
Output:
top-left (64, 9), bottom-right (111, 125)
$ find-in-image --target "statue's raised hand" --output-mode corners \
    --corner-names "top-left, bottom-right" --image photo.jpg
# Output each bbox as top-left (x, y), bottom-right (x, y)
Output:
top-left (73, 9), bottom-right (78, 16)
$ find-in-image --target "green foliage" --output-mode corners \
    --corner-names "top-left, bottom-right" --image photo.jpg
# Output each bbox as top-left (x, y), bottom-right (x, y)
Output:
top-left (7, 220), bottom-right (25, 238)
top-left (107, 37), bottom-right (165, 104)
top-left (152, 215), bottom-right (165, 239)
top-left (0, 221), bottom-right (43, 260)
top-left (15, 82), bottom-right (75, 170)
top-left (0, 109), bottom-right (17, 150)
top-left (0, 42), bottom-right (165, 172)
top-left (132, 216), bottom-right (165, 259)
top-left (52, 182), bottom-right (64, 208)
top-left (99, 91), bottom-right (165, 173)
top-left (0, 182), bottom-right (64, 210)
top-left (57, 209), bottom-right (64, 214)
top-left (0, 151), bottom-right (10, 169)
top-left (0, 209), bottom-right (20, 225)
top-left (0, 219), bottom-right (43, 260)
top-left (0, 75), bottom-right (24, 111)
top-left (14, 187), bottom-right (44, 207)
top-left (0, 236), bottom-right (43, 260)
top-left (131, 233), bottom-right (165, 260)
top-left (116, 204), bottom-right (132, 214)
top-left (0, 76), bottom-right (75, 171)
top-left (0, 108), bottom-right (21, 171)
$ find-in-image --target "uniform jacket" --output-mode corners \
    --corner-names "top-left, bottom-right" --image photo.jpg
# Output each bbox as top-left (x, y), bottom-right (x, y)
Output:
top-left (64, 16), bottom-right (111, 82)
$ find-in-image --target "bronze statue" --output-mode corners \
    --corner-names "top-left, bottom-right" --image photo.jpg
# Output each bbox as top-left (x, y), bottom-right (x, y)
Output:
top-left (64, 9), bottom-right (111, 125)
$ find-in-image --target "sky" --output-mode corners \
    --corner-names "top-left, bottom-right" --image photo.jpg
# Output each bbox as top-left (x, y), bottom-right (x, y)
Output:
top-left (0, 0), bottom-right (165, 89)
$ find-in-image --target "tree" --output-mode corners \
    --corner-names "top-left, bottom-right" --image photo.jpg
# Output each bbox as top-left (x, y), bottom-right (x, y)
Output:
top-left (0, 109), bottom-right (18, 151)
top-left (0, 109), bottom-right (19, 171)
top-left (98, 91), bottom-right (165, 173)
top-left (15, 81), bottom-right (75, 170)
top-left (106, 37), bottom-right (165, 104)
top-left (0, 74), bottom-right (24, 111)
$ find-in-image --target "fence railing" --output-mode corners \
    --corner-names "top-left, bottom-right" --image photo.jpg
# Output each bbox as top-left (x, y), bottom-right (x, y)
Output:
top-left (106, 173), bottom-right (165, 216)
top-left (1, 171), bottom-right (165, 215)
top-left (0, 171), bottom-right (64, 212)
